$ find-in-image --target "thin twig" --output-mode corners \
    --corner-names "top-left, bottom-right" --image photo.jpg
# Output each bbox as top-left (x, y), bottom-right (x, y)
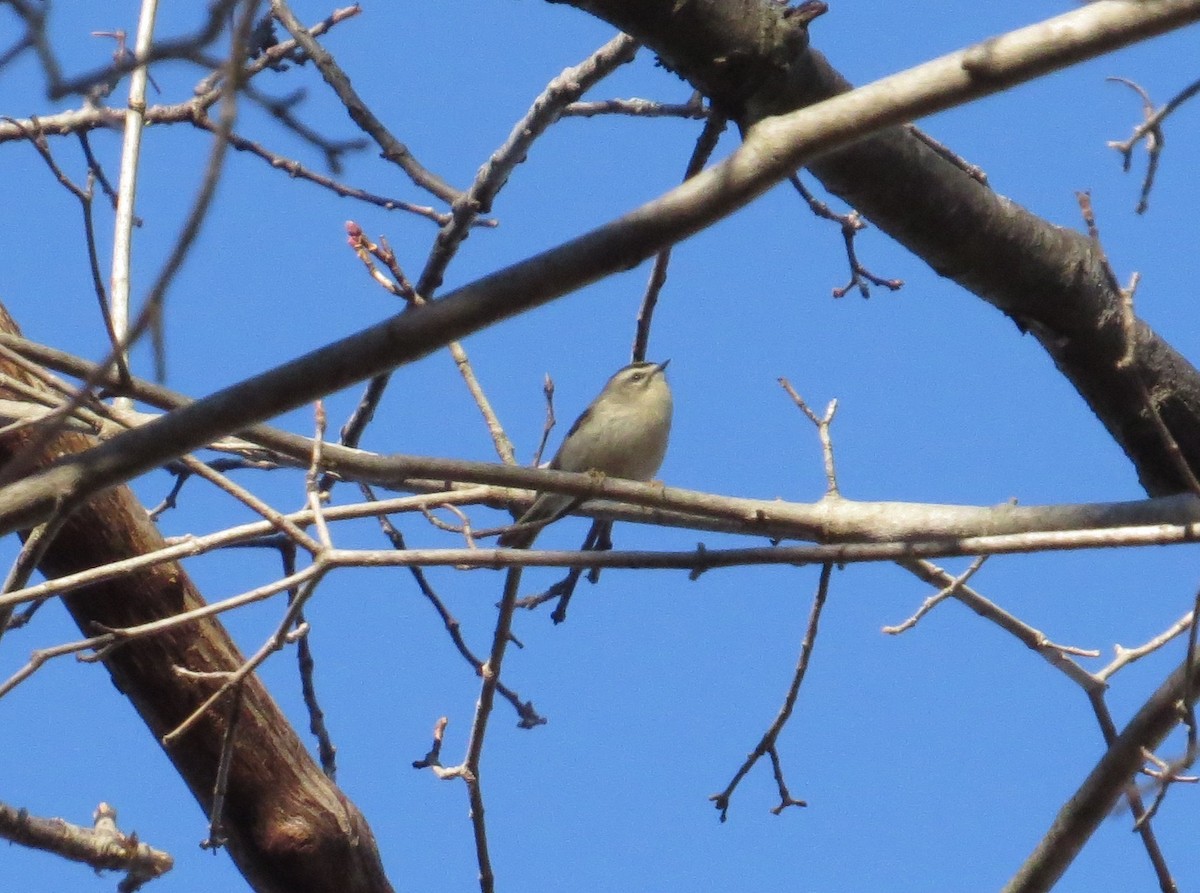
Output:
top-left (192, 116), bottom-right (457, 222)
top-left (710, 563), bottom-right (831, 820)
top-left (200, 683), bottom-right (244, 851)
top-left (269, 0), bottom-right (461, 204)
top-left (48, 1), bottom-right (240, 99)
top-left (906, 124), bottom-right (989, 184)
top-left (411, 716), bottom-right (450, 770)
top-left (896, 559), bottom-right (1103, 692)
top-left (1100, 611), bottom-right (1195, 681)
top-left (0, 490), bottom-right (487, 616)
top-left (779, 379), bottom-right (839, 497)
top-left (0, 512), bottom-right (73, 647)
top-left (342, 225), bottom-right (515, 464)
top-left (362, 483), bottom-right (545, 728)
top-left (243, 82), bottom-right (367, 173)
top-left (306, 401), bottom-right (332, 547)
top-left (292, 402), bottom-right (339, 776)
top-left (883, 556), bottom-right (989, 633)
top-left (1107, 75), bottom-right (1200, 214)
top-left (632, 110), bottom-right (727, 362)
top-left (1079, 192), bottom-right (1200, 497)
top-left (107, 0), bottom-right (161, 399)
top-left (2, 0), bottom-right (64, 88)
top-left (561, 95), bottom-right (707, 119)
top-left (418, 32), bottom-right (639, 297)
top-left (3, 118), bottom-right (118, 360)
top-left (162, 564), bottom-right (330, 745)
top-left (788, 174), bottom-right (902, 298)
top-left (553, 520), bottom-right (611, 623)
top-left (458, 567), bottom-right (525, 893)
top-left (531, 374), bottom-right (557, 470)
top-left (1135, 586), bottom-right (1200, 827)
top-left (147, 0), bottom-right (259, 381)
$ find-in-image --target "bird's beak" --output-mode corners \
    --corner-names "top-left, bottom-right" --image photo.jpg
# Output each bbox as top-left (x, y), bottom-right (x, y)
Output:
top-left (656, 359), bottom-right (671, 373)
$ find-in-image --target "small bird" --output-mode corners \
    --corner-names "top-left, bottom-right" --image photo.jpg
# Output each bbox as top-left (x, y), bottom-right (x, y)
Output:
top-left (498, 360), bottom-right (673, 548)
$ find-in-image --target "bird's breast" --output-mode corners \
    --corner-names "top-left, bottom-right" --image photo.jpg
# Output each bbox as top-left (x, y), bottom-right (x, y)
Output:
top-left (556, 398), bottom-right (671, 481)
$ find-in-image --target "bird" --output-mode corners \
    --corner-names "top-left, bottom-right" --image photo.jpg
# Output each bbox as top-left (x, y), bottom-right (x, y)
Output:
top-left (498, 360), bottom-right (673, 548)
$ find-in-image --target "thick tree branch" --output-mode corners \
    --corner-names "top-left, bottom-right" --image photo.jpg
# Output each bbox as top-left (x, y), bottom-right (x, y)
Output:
top-left (0, 306), bottom-right (393, 893)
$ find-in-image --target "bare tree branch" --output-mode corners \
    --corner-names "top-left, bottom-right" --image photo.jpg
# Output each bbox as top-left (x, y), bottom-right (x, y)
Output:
top-left (0, 305), bottom-right (394, 893)
top-left (0, 801), bottom-right (173, 891)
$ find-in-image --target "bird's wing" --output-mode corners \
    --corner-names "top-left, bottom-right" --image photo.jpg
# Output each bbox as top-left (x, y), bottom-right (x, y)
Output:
top-left (550, 404), bottom-right (594, 469)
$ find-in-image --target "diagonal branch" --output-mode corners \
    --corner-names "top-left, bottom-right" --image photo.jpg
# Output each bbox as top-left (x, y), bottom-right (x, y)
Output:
top-left (0, 307), bottom-right (393, 893)
top-left (269, 0), bottom-right (462, 204)
top-left (1005, 648), bottom-right (1200, 892)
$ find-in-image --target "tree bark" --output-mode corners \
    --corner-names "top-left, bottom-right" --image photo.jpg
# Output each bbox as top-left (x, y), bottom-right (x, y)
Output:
top-left (0, 304), bottom-right (394, 893)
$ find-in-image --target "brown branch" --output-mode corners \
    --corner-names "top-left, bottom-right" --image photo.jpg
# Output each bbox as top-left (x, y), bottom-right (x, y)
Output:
top-left (632, 110), bottom-right (728, 362)
top-left (0, 306), bottom-right (393, 892)
top-left (788, 174), bottom-right (902, 298)
top-left (1108, 74), bottom-right (1200, 213)
top-left (710, 563), bottom-right (830, 820)
top-left (269, 0), bottom-right (462, 204)
top-left (1005, 646), bottom-right (1200, 892)
top-left (895, 559), bottom-right (1102, 692)
top-left (11, 513), bottom-right (1200, 684)
top-left (361, 483), bottom-right (545, 728)
top-left (8, 334), bottom-right (1200, 551)
top-left (0, 801), bottom-right (172, 891)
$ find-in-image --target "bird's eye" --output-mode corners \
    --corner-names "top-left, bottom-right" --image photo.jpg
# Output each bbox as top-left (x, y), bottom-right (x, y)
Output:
top-left (630, 372), bottom-right (644, 382)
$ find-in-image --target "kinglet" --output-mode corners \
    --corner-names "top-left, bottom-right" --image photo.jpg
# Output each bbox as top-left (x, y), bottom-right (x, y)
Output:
top-left (498, 360), bottom-right (673, 548)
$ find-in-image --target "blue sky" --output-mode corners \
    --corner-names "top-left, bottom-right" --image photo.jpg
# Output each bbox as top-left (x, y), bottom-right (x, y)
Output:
top-left (3, 2), bottom-right (1200, 891)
